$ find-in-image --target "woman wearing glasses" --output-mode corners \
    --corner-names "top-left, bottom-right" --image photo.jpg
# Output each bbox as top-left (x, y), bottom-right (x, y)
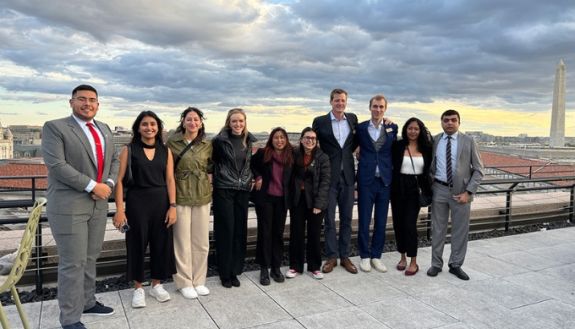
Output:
top-left (167, 107), bottom-right (212, 299)
top-left (391, 117), bottom-right (433, 276)
top-left (286, 127), bottom-right (331, 280)
top-left (251, 127), bottom-right (294, 285)
top-left (212, 108), bottom-right (257, 288)
top-left (113, 111), bottom-right (177, 308)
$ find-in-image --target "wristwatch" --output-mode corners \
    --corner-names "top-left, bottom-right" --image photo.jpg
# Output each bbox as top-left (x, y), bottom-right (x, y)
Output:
top-left (170, 203), bottom-right (177, 208)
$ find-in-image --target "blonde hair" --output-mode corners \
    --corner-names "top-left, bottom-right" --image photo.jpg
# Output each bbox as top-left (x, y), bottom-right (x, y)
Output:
top-left (221, 108), bottom-right (249, 146)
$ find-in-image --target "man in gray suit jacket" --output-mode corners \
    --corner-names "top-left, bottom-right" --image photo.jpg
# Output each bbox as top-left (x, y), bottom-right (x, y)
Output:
top-left (427, 109), bottom-right (484, 281)
top-left (42, 85), bottom-right (119, 329)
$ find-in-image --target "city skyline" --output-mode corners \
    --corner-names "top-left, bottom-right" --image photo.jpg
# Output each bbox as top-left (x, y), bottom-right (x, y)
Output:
top-left (0, 1), bottom-right (574, 136)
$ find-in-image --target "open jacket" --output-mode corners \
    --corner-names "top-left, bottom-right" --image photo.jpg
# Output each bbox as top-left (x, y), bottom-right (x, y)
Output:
top-left (212, 130), bottom-right (257, 191)
top-left (292, 148), bottom-right (331, 210)
top-left (391, 139), bottom-right (433, 199)
top-left (250, 148), bottom-right (294, 209)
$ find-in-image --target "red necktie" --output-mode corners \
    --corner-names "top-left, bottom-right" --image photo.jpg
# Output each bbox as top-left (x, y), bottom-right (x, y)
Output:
top-left (86, 123), bottom-right (104, 183)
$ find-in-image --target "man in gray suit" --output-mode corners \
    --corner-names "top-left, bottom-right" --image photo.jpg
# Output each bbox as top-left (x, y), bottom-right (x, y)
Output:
top-left (427, 109), bottom-right (484, 280)
top-left (42, 85), bottom-right (119, 329)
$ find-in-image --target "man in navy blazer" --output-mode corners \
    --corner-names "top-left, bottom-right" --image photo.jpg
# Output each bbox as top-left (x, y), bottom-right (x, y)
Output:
top-left (356, 94), bottom-right (398, 272)
top-left (42, 85), bottom-right (119, 329)
top-left (312, 88), bottom-right (359, 274)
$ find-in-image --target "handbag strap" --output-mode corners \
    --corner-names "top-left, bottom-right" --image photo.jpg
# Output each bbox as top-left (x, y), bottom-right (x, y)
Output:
top-left (406, 146), bottom-right (421, 186)
top-left (173, 141), bottom-right (194, 170)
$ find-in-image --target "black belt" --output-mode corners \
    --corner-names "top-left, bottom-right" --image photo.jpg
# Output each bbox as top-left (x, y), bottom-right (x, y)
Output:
top-left (434, 179), bottom-right (452, 187)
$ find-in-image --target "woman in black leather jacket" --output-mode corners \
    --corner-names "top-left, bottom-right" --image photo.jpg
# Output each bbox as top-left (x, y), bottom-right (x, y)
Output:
top-left (286, 127), bottom-right (331, 280)
top-left (212, 108), bottom-right (257, 288)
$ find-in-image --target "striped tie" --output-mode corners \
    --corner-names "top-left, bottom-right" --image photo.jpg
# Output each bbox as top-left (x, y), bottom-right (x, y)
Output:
top-left (446, 136), bottom-right (453, 186)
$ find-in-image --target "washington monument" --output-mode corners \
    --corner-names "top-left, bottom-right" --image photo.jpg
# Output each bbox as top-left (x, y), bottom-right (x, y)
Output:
top-left (549, 59), bottom-right (566, 148)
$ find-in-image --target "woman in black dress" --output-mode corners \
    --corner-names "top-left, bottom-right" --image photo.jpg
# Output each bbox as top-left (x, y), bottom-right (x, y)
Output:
top-left (391, 117), bottom-right (433, 276)
top-left (113, 111), bottom-right (177, 307)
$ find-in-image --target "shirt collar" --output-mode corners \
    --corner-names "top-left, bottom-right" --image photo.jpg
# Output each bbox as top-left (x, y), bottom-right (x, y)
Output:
top-left (369, 119), bottom-right (383, 130)
top-left (72, 114), bottom-right (94, 126)
top-left (329, 111), bottom-right (347, 122)
top-left (443, 131), bottom-right (459, 140)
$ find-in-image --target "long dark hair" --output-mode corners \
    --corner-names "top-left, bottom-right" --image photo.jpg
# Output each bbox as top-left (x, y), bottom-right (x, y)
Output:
top-left (297, 127), bottom-right (317, 166)
top-left (401, 117), bottom-right (432, 153)
top-left (131, 111), bottom-right (164, 144)
top-left (263, 127), bottom-right (294, 166)
top-left (176, 107), bottom-right (206, 145)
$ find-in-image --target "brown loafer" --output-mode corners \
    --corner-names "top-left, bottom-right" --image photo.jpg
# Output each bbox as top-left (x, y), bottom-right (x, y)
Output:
top-left (322, 258), bottom-right (337, 273)
top-left (340, 258), bottom-right (358, 274)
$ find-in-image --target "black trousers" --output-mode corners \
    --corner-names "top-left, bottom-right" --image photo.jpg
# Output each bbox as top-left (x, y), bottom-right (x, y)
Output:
top-left (125, 187), bottom-right (176, 282)
top-left (255, 195), bottom-right (287, 268)
top-left (289, 196), bottom-right (323, 273)
top-left (213, 188), bottom-right (250, 281)
top-left (391, 175), bottom-right (421, 257)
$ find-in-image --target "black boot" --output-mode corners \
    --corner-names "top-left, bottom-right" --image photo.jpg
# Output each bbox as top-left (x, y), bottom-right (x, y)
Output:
top-left (260, 268), bottom-right (270, 286)
top-left (270, 268), bottom-right (285, 283)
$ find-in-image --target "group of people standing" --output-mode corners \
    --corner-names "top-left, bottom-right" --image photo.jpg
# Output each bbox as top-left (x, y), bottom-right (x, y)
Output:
top-left (42, 85), bottom-right (483, 329)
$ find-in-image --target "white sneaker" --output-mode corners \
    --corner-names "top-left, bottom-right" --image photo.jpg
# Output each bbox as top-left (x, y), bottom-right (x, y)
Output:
top-left (285, 269), bottom-right (298, 278)
top-left (180, 286), bottom-right (198, 299)
top-left (149, 284), bottom-right (171, 302)
top-left (360, 258), bottom-right (372, 272)
top-left (194, 285), bottom-right (210, 296)
top-left (371, 258), bottom-right (388, 273)
top-left (132, 288), bottom-right (146, 308)
top-left (311, 271), bottom-right (324, 280)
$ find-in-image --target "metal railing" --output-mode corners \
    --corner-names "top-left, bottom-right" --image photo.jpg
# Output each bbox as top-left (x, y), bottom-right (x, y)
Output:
top-left (0, 170), bottom-right (574, 295)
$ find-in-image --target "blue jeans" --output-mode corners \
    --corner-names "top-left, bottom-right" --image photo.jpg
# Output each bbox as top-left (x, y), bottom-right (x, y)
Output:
top-left (357, 179), bottom-right (391, 259)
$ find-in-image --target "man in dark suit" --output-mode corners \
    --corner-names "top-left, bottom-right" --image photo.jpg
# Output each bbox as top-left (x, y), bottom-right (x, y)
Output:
top-left (427, 109), bottom-right (484, 280)
top-left (42, 85), bottom-right (119, 329)
top-left (312, 88), bottom-right (359, 274)
top-left (356, 95), bottom-right (397, 273)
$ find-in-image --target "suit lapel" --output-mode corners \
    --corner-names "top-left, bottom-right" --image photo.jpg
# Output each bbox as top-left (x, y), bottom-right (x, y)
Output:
top-left (456, 133), bottom-right (464, 172)
top-left (68, 117), bottom-right (97, 167)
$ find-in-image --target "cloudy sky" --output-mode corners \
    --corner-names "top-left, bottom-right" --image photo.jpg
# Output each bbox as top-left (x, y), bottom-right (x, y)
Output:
top-left (0, 0), bottom-right (573, 136)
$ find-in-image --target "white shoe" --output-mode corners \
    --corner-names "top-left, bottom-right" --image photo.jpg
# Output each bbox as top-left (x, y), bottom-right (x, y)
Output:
top-left (180, 286), bottom-right (198, 299)
top-left (371, 258), bottom-right (388, 273)
top-left (194, 285), bottom-right (210, 296)
top-left (149, 284), bottom-right (171, 302)
top-left (285, 269), bottom-right (298, 278)
top-left (311, 271), bottom-right (324, 280)
top-left (132, 288), bottom-right (146, 308)
top-left (360, 258), bottom-right (371, 272)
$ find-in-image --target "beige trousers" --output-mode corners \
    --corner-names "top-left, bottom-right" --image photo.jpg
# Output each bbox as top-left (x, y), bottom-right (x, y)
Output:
top-left (173, 203), bottom-right (210, 288)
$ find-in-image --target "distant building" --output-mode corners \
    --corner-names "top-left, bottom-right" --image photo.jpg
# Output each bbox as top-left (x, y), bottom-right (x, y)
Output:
top-left (0, 122), bottom-right (14, 159)
top-left (9, 125), bottom-right (43, 158)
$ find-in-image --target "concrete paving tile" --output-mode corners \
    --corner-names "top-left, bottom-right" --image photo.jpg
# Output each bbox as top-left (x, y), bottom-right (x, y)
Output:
top-left (1, 301), bottom-right (41, 329)
top-left (460, 278), bottom-right (548, 309)
top-left (126, 299), bottom-right (217, 329)
top-left (246, 319), bottom-right (306, 329)
top-left (415, 285), bottom-right (521, 329)
top-left (243, 266), bottom-right (319, 293)
top-left (463, 255), bottom-right (529, 278)
top-left (434, 323), bottom-right (473, 329)
top-left (266, 280), bottom-right (352, 317)
top-left (296, 306), bottom-right (390, 329)
top-left (527, 244), bottom-right (575, 264)
top-left (200, 291), bottom-right (291, 329)
top-left (508, 299), bottom-right (575, 329)
top-left (320, 273), bottom-right (407, 306)
top-left (503, 271), bottom-right (575, 307)
top-left (539, 263), bottom-right (575, 283)
top-left (490, 250), bottom-right (564, 271)
top-left (82, 317), bottom-right (130, 329)
top-left (361, 296), bottom-right (458, 329)
top-left (40, 292), bottom-right (124, 329)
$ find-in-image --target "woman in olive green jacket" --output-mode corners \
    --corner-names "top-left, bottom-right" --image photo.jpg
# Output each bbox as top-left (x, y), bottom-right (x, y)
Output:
top-left (167, 107), bottom-right (213, 299)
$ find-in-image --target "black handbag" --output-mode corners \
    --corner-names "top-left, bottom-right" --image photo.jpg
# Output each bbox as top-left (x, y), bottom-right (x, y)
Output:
top-left (122, 144), bottom-right (134, 188)
top-left (407, 147), bottom-right (432, 207)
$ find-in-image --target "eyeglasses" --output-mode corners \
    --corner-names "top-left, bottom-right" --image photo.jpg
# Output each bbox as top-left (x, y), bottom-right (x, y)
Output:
top-left (302, 136), bottom-right (317, 142)
top-left (442, 118), bottom-right (458, 123)
top-left (73, 97), bottom-right (98, 103)
top-left (371, 105), bottom-right (385, 109)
